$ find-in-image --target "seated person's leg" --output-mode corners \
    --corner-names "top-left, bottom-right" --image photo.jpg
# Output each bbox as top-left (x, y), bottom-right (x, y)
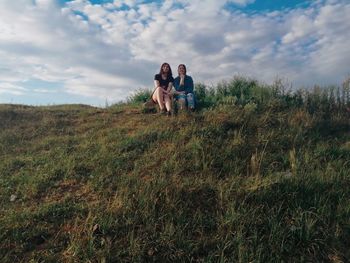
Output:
top-left (164, 94), bottom-right (172, 112)
top-left (187, 93), bottom-right (195, 110)
top-left (177, 94), bottom-right (187, 110)
top-left (152, 87), bottom-right (165, 111)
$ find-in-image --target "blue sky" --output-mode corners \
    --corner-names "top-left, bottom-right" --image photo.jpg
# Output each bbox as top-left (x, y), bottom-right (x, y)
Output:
top-left (65, 0), bottom-right (311, 11)
top-left (0, 0), bottom-right (349, 106)
top-left (232, 0), bottom-right (311, 11)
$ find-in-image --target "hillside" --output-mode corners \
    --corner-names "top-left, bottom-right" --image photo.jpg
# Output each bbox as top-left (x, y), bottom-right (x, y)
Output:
top-left (1, 79), bottom-right (350, 262)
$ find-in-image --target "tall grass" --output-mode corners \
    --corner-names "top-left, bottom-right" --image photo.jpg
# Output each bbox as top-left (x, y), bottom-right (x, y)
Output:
top-left (191, 76), bottom-right (350, 113)
top-left (0, 77), bottom-right (349, 262)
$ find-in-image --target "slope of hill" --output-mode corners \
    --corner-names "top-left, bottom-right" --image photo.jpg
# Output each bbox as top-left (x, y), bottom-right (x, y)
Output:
top-left (1, 80), bottom-right (349, 262)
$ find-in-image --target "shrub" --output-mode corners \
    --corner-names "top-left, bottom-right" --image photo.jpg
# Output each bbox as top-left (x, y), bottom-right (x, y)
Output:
top-left (127, 89), bottom-right (153, 104)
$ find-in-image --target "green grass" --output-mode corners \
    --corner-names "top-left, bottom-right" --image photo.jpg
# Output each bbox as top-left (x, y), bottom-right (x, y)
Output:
top-left (0, 79), bottom-right (349, 262)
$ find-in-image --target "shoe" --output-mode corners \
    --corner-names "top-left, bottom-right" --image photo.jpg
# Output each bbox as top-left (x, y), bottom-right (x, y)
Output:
top-left (166, 111), bottom-right (171, 117)
top-left (159, 108), bottom-right (166, 115)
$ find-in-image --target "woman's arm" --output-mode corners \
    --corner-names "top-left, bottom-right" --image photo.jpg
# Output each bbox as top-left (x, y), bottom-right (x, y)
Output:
top-left (166, 82), bottom-right (173, 94)
top-left (154, 80), bottom-right (160, 89)
top-left (187, 76), bottom-right (194, 93)
top-left (173, 77), bottom-right (185, 95)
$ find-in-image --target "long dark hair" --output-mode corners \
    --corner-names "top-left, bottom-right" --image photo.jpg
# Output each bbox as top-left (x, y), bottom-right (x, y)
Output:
top-left (178, 64), bottom-right (187, 75)
top-left (159, 62), bottom-right (172, 77)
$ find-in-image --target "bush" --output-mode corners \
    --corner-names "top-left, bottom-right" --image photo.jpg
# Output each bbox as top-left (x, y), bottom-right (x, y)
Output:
top-left (127, 76), bottom-right (349, 117)
top-left (128, 89), bottom-right (153, 104)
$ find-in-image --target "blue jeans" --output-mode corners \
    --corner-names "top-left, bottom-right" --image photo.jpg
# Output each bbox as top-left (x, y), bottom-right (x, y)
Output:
top-left (175, 93), bottom-right (195, 109)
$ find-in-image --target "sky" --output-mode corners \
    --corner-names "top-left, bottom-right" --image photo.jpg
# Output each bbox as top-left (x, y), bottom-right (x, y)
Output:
top-left (0, 0), bottom-right (349, 106)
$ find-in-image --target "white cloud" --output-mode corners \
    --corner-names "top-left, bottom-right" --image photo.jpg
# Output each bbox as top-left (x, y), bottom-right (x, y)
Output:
top-left (0, 0), bottom-right (349, 105)
top-left (0, 83), bottom-right (28, 95)
top-left (33, 88), bottom-right (57, 93)
top-left (229, 0), bottom-right (256, 7)
top-left (282, 15), bottom-right (315, 44)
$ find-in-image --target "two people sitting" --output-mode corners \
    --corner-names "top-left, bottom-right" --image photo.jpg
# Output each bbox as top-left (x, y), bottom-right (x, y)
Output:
top-left (152, 62), bottom-right (195, 115)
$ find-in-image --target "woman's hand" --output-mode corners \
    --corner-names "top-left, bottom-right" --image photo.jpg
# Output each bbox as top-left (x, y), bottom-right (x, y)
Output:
top-left (179, 74), bottom-right (185, 86)
top-left (163, 89), bottom-right (171, 95)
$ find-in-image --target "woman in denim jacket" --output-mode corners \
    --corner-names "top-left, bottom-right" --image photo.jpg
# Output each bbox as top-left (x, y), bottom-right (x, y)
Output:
top-left (173, 64), bottom-right (195, 111)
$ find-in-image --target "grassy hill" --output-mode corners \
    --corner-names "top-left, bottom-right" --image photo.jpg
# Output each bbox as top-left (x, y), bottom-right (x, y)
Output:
top-left (1, 78), bottom-right (350, 262)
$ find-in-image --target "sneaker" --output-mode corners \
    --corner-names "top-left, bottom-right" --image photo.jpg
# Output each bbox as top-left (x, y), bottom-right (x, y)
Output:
top-left (166, 111), bottom-right (172, 117)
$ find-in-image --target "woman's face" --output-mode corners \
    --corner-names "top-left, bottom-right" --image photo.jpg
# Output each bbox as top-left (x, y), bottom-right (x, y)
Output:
top-left (162, 64), bottom-right (170, 73)
top-left (178, 65), bottom-right (186, 75)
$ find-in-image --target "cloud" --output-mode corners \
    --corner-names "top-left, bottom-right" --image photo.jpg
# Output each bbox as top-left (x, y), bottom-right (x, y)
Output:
top-left (229, 0), bottom-right (256, 7)
top-left (0, 83), bottom-right (28, 95)
top-left (33, 88), bottom-right (57, 93)
top-left (0, 0), bottom-right (349, 105)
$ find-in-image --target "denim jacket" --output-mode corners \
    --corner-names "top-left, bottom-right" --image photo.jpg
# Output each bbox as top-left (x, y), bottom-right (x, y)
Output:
top-left (173, 75), bottom-right (194, 94)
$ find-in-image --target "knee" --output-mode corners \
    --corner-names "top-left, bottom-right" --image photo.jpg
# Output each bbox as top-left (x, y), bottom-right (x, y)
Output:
top-left (187, 93), bottom-right (194, 99)
top-left (156, 87), bottom-right (163, 95)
